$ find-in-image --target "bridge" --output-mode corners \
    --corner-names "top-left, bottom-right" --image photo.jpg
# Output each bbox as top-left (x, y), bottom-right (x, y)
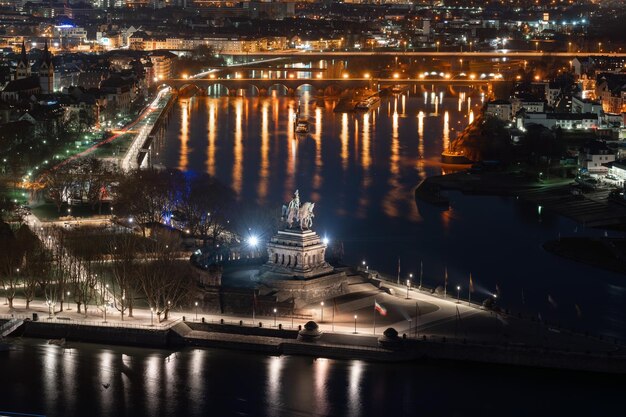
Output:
top-left (221, 50), bottom-right (626, 58)
top-left (165, 77), bottom-right (498, 96)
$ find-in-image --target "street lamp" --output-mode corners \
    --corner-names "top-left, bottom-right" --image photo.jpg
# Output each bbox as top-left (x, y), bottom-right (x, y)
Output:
top-left (320, 301), bottom-right (324, 322)
top-left (66, 291), bottom-right (71, 311)
top-left (150, 308), bottom-right (154, 326)
top-left (436, 41), bottom-right (440, 52)
top-left (406, 279), bottom-right (411, 299)
top-left (273, 308), bottom-right (277, 326)
top-left (195, 301), bottom-right (199, 321)
top-left (353, 315), bottom-right (358, 334)
top-left (456, 286), bottom-right (461, 303)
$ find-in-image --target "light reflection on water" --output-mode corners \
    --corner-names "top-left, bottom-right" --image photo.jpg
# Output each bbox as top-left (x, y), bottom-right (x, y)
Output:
top-left (157, 92), bottom-right (626, 338)
top-left (2, 339), bottom-right (623, 417)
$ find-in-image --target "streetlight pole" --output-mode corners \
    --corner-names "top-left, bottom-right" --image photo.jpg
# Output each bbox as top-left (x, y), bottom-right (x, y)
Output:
top-left (66, 291), bottom-right (71, 311)
top-left (273, 308), bottom-right (277, 327)
top-left (456, 286), bottom-right (461, 303)
top-left (320, 301), bottom-right (324, 323)
top-left (353, 315), bottom-right (357, 334)
top-left (195, 301), bottom-right (198, 321)
top-left (406, 279), bottom-right (410, 299)
top-left (150, 308), bottom-right (154, 326)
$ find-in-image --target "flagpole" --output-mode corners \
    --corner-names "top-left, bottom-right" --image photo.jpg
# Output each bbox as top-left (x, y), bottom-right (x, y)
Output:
top-left (444, 266), bottom-right (447, 299)
top-left (397, 257), bottom-right (400, 285)
top-left (468, 273), bottom-right (472, 306)
top-left (419, 260), bottom-right (423, 289)
top-left (373, 299), bottom-right (376, 335)
top-left (332, 297), bottom-right (335, 332)
top-left (252, 290), bottom-right (256, 323)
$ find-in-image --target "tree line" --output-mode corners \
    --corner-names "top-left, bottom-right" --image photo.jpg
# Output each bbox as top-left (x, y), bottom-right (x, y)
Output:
top-left (0, 221), bottom-right (197, 323)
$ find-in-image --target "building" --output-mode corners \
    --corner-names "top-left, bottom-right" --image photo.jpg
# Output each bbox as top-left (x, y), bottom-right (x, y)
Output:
top-left (485, 99), bottom-right (512, 121)
top-left (579, 141), bottom-right (616, 175)
top-left (571, 96), bottom-right (603, 116)
top-left (148, 52), bottom-right (173, 81)
top-left (14, 41), bottom-right (30, 80)
top-left (38, 42), bottom-right (54, 94)
top-left (518, 112), bottom-right (599, 131)
top-left (511, 96), bottom-right (545, 116)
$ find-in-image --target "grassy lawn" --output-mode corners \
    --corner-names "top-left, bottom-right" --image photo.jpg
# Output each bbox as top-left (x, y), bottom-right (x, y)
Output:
top-left (32, 202), bottom-right (113, 221)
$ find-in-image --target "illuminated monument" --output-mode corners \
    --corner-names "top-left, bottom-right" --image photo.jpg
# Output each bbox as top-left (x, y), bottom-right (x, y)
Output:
top-left (258, 190), bottom-right (347, 307)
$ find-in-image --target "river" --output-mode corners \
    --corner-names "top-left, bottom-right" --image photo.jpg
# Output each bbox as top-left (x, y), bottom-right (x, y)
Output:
top-left (0, 338), bottom-right (623, 417)
top-left (155, 90), bottom-right (625, 340)
top-left (3, 89), bottom-right (625, 417)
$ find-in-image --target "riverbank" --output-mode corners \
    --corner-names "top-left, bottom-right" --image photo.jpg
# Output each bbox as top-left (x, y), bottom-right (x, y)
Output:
top-left (3, 314), bottom-right (625, 374)
top-left (544, 237), bottom-right (626, 274)
top-left (416, 171), bottom-right (626, 228)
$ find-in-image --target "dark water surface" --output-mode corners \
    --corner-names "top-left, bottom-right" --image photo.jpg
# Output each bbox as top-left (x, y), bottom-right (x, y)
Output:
top-left (156, 92), bottom-right (625, 339)
top-left (0, 339), bottom-right (623, 417)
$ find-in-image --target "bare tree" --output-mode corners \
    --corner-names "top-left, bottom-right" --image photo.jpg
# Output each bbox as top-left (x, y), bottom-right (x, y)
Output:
top-left (108, 232), bottom-right (139, 320)
top-left (137, 230), bottom-right (194, 322)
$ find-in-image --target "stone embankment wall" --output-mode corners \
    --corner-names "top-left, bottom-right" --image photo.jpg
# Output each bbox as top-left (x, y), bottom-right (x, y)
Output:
top-left (10, 320), bottom-right (169, 348)
top-left (4, 319), bottom-right (624, 374)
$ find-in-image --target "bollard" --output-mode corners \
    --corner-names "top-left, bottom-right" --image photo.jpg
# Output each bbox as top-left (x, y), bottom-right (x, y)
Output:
top-left (220, 318), bottom-right (224, 325)
top-left (202, 317), bottom-right (205, 323)
top-left (298, 325), bottom-right (302, 331)
top-left (182, 316), bottom-right (186, 321)
top-left (239, 320), bottom-right (243, 326)
top-left (402, 333), bottom-right (407, 339)
top-left (278, 324), bottom-right (282, 330)
top-left (259, 322), bottom-right (263, 328)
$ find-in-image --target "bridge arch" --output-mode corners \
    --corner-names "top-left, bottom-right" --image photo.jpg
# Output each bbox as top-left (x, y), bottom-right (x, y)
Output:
top-left (268, 83), bottom-right (290, 97)
top-left (296, 83), bottom-right (317, 96)
top-left (177, 83), bottom-right (203, 97)
top-left (322, 83), bottom-right (342, 97)
top-left (207, 83), bottom-right (230, 97)
top-left (233, 84), bottom-right (260, 97)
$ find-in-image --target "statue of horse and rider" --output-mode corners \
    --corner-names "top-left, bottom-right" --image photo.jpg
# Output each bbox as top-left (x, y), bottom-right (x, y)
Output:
top-left (281, 189), bottom-right (315, 230)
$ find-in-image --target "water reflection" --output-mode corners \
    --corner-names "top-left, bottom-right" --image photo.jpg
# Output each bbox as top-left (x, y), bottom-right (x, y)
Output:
top-left (348, 360), bottom-right (364, 417)
top-left (341, 113), bottom-right (349, 171)
top-left (179, 99), bottom-right (190, 170)
top-left (267, 356), bottom-right (283, 408)
top-left (258, 102), bottom-right (270, 204)
top-left (383, 105), bottom-right (401, 218)
top-left (207, 100), bottom-right (216, 176)
top-left (233, 99), bottom-right (243, 195)
top-left (443, 111), bottom-right (450, 153)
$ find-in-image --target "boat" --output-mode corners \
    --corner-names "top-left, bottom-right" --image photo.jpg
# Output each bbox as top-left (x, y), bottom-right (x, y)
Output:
top-left (48, 338), bottom-right (66, 347)
top-left (295, 120), bottom-right (309, 134)
top-left (441, 150), bottom-right (473, 164)
top-left (354, 96), bottom-right (381, 111)
top-left (391, 85), bottom-right (409, 95)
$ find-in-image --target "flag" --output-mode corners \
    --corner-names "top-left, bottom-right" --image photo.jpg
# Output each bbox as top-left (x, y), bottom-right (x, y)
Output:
top-left (575, 304), bottom-right (582, 318)
top-left (548, 294), bottom-right (557, 309)
top-left (469, 273), bottom-right (474, 293)
top-left (374, 300), bottom-right (387, 316)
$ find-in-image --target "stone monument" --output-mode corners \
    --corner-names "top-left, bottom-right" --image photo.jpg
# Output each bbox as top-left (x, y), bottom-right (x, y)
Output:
top-left (258, 190), bottom-right (347, 307)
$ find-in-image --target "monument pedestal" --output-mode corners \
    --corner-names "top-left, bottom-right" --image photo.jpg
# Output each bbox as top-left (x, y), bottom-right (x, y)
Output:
top-left (260, 229), bottom-right (333, 279)
top-left (258, 228), bottom-right (347, 308)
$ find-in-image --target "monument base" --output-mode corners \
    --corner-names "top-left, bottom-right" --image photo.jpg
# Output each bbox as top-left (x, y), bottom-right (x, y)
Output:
top-left (259, 271), bottom-right (349, 309)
